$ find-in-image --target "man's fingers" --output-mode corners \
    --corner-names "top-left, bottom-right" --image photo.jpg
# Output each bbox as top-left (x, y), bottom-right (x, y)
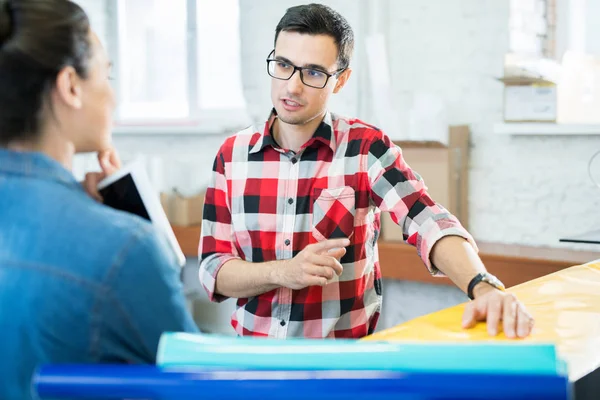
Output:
top-left (502, 295), bottom-right (518, 338)
top-left (463, 296), bottom-right (489, 329)
top-left (311, 238), bottom-right (350, 253)
top-left (304, 265), bottom-right (336, 280)
top-left (305, 275), bottom-right (328, 287)
top-left (462, 302), bottom-right (478, 329)
top-left (326, 247), bottom-right (346, 261)
top-left (308, 253), bottom-right (343, 275)
top-left (463, 291), bottom-right (535, 339)
top-left (516, 304), bottom-right (534, 338)
top-left (486, 296), bottom-right (502, 336)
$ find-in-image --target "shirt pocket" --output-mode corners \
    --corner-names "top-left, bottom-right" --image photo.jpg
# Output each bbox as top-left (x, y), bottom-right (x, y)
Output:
top-left (311, 186), bottom-right (355, 243)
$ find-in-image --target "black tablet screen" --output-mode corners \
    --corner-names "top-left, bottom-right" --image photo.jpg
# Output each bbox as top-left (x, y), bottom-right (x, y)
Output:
top-left (99, 173), bottom-right (151, 221)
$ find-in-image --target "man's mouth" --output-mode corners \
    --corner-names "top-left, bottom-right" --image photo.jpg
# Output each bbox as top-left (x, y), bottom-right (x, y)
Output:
top-left (283, 99), bottom-right (302, 107)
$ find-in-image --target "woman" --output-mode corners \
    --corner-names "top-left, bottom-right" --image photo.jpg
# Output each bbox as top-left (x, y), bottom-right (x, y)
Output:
top-left (0, 1), bottom-right (199, 398)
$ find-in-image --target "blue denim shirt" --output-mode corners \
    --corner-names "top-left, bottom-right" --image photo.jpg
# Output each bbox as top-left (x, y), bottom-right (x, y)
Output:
top-left (0, 149), bottom-right (199, 399)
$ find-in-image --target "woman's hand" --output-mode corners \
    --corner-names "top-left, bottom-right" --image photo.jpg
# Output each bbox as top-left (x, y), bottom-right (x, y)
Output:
top-left (81, 149), bottom-right (122, 202)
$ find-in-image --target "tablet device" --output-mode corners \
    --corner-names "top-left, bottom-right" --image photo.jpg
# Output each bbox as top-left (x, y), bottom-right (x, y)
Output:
top-left (97, 159), bottom-right (186, 267)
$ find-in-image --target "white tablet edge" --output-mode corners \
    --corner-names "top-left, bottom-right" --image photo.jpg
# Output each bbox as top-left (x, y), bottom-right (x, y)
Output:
top-left (97, 158), bottom-right (187, 267)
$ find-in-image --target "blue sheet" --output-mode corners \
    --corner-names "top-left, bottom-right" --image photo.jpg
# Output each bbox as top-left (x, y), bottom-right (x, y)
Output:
top-left (33, 364), bottom-right (570, 400)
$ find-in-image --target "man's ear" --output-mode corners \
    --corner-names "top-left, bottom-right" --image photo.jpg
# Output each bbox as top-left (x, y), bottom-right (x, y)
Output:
top-left (54, 66), bottom-right (83, 109)
top-left (333, 68), bottom-right (352, 94)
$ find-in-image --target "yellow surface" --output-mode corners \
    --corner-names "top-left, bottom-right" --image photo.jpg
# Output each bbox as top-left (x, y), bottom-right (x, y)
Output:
top-left (365, 261), bottom-right (600, 381)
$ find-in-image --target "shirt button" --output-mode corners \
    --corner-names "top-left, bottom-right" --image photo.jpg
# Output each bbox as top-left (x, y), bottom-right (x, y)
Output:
top-left (291, 157), bottom-right (298, 164)
top-left (284, 239), bottom-right (291, 246)
top-left (280, 320), bottom-right (286, 326)
top-left (288, 198), bottom-right (294, 205)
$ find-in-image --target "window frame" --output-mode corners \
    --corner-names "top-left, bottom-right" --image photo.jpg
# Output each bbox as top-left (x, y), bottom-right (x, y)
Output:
top-left (104, 0), bottom-right (250, 135)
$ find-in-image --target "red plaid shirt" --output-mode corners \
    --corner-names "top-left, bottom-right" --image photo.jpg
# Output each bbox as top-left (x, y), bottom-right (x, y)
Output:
top-left (199, 110), bottom-right (476, 338)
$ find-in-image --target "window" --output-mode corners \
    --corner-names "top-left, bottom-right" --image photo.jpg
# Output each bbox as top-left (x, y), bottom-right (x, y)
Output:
top-left (509, 0), bottom-right (555, 58)
top-left (510, 0), bottom-right (600, 61)
top-left (196, 0), bottom-right (245, 111)
top-left (108, 0), bottom-right (249, 131)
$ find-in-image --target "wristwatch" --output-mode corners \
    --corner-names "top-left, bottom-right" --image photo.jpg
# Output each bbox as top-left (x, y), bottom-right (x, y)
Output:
top-left (467, 272), bottom-right (505, 300)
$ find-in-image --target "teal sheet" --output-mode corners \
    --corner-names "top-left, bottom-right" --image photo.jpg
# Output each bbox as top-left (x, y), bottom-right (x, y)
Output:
top-left (156, 333), bottom-right (565, 376)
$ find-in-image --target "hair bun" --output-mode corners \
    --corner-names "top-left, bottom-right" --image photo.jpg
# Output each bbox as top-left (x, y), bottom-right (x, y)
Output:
top-left (0, 0), bottom-right (13, 47)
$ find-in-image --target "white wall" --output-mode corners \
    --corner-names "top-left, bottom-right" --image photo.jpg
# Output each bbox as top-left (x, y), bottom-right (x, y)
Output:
top-left (585, 0), bottom-right (600, 56)
top-left (76, 0), bottom-right (107, 45)
top-left (76, 0), bottom-right (600, 247)
top-left (241, 0), bottom-right (600, 250)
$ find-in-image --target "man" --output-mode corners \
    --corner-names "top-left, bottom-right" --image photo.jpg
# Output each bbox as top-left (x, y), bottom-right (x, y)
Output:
top-left (199, 3), bottom-right (534, 339)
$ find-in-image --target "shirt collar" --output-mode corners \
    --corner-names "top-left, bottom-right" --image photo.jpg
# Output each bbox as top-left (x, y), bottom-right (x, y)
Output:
top-left (0, 148), bottom-right (82, 191)
top-left (249, 108), bottom-right (337, 154)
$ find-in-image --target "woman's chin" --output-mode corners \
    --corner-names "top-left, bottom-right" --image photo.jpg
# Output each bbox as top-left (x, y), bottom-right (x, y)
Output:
top-left (75, 137), bottom-right (112, 154)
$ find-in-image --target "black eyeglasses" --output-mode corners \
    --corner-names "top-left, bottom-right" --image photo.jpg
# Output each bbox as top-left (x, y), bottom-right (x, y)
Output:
top-left (266, 50), bottom-right (346, 89)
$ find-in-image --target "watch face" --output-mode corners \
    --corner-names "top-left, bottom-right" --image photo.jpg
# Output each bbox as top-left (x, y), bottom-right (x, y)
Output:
top-left (483, 274), bottom-right (505, 290)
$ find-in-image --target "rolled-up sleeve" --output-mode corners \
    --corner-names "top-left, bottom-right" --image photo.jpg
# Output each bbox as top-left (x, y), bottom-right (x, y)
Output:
top-left (365, 134), bottom-right (478, 275)
top-left (198, 150), bottom-right (240, 302)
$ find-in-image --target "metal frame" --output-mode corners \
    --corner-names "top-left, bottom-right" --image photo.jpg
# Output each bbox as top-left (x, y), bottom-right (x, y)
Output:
top-left (266, 50), bottom-right (346, 89)
top-left (186, 0), bottom-right (199, 119)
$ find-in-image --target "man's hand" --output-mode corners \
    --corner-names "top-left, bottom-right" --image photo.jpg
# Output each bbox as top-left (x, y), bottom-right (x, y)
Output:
top-left (81, 149), bottom-right (122, 202)
top-left (462, 285), bottom-right (535, 338)
top-left (273, 238), bottom-right (350, 290)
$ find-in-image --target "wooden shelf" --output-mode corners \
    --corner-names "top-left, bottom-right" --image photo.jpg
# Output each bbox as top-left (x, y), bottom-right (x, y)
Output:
top-left (378, 240), bottom-right (600, 288)
top-left (494, 122), bottom-right (600, 136)
top-left (172, 225), bottom-right (600, 288)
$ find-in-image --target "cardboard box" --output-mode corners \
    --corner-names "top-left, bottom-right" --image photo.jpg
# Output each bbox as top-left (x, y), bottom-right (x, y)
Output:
top-left (161, 190), bottom-right (205, 227)
top-left (381, 125), bottom-right (470, 242)
top-left (500, 77), bottom-right (557, 122)
top-left (499, 52), bottom-right (600, 124)
top-left (499, 53), bottom-right (561, 123)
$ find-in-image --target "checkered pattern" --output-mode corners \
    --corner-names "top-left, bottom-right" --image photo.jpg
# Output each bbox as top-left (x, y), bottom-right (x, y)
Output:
top-left (199, 110), bottom-right (476, 338)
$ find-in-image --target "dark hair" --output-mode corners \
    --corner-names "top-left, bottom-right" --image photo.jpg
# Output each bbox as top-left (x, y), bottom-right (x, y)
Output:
top-left (0, 0), bottom-right (92, 146)
top-left (274, 3), bottom-right (354, 71)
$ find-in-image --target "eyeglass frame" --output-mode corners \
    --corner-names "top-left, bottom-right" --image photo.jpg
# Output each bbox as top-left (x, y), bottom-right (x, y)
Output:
top-left (265, 50), bottom-right (347, 89)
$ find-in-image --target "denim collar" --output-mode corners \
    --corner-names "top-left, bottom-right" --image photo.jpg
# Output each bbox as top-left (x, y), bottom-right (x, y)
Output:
top-left (0, 149), bottom-right (83, 192)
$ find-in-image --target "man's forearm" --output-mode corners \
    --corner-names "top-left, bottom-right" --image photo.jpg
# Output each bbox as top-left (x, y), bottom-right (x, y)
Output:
top-left (214, 259), bottom-right (284, 298)
top-left (430, 236), bottom-right (488, 295)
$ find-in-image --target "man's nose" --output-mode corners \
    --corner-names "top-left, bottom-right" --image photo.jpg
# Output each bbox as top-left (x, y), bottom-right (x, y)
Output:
top-left (287, 69), bottom-right (304, 95)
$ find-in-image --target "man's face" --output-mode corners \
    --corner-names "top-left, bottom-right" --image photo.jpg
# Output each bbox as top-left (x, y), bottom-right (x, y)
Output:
top-left (270, 31), bottom-right (348, 126)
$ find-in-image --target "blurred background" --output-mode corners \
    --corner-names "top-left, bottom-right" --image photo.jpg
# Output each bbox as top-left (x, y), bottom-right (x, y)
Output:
top-left (72, 0), bottom-right (600, 334)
